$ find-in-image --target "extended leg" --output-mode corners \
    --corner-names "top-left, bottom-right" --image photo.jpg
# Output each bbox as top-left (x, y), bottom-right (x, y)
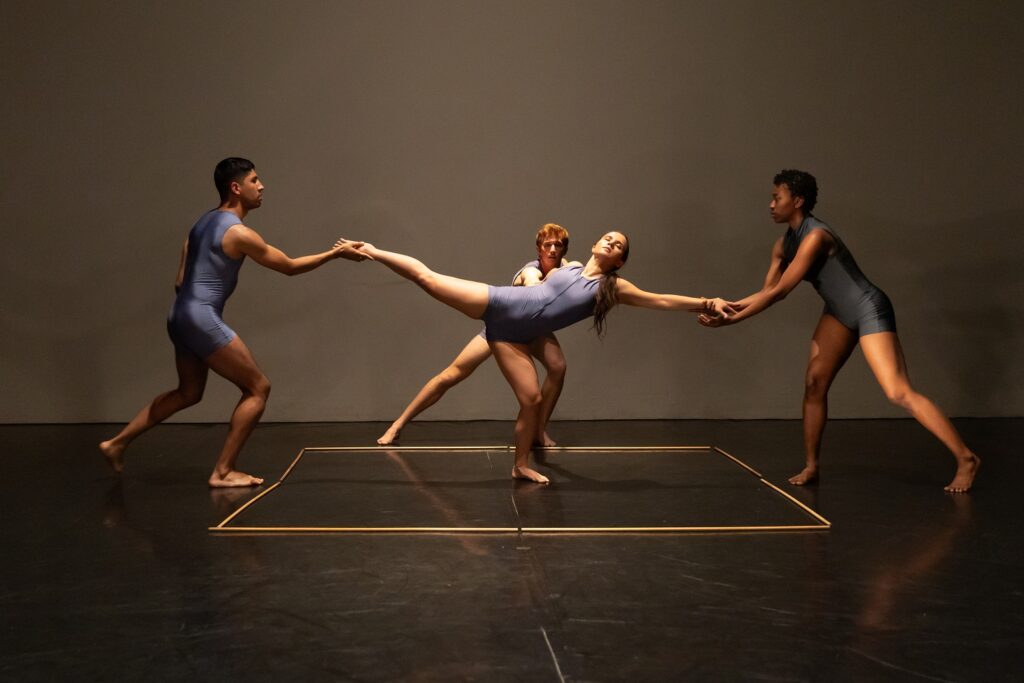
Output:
top-left (491, 341), bottom-right (548, 484)
top-left (378, 335), bottom-right (493, 445)
top-left (362, 245), bottom-right (490, 318)
top-left (203, 336), bottom-right (272, 487)
top-left (99, 351), bottom-right (209, 472)
top-left (529, 334), bottom-right (566, 447)
top-left (859, 332), bottom-right (979, 492)
top-left (792, 314), bottom-right (858, 485)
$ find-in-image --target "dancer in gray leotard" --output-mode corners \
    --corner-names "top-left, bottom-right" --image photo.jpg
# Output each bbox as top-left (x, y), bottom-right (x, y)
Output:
top-left (353, 231), bottom-right (731, 484)
top-left (377, 224), bottom-right (571, 446)
top-left (699, 169), bottom-right (979, 492)
top-left (101, 158), bottom-right (367, 487)
top-left (780, 214), bottom-right (896, 336)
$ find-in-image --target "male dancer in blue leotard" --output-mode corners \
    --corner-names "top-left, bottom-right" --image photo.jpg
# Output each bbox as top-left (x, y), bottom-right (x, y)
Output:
top-left (100, 158), bottom-right (366, 487)
top-left (699, 169), bottom-right (979, 492)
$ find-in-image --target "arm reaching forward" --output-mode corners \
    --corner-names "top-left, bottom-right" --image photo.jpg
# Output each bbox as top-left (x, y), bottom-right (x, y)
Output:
top-left (221, 224), bottom-right (366, 275)
top-left (700, 229), bottom-right (830, 327)
top-left (616, 278), bottom-right (737, 316)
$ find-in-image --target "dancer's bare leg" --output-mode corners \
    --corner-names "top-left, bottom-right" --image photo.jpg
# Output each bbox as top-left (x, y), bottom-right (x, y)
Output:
top-left (792, 314), bottom-right (858, 485)
top-left (203, 336), bottom-right (271, 488)
top-left (529, 335), bottom-right (566, 447)
top-left (378, 335), bottom-right (493, 445)
top-left (99, 352), bottom-right (209, 472)
top-left (491, 341), bottom-right (548, 484)
top-left (360, 245), bottom-right (489, 318)
top-left (859, 332), bottom-right (980, 492)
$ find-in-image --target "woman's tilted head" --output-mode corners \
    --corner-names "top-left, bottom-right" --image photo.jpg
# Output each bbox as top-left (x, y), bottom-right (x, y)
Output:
top-left (591, 231), bottom-right (630, 271)
top-left (592, 230), bottom-right (629, 337)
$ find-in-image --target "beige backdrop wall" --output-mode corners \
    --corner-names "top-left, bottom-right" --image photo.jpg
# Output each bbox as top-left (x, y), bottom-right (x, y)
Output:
top-left (3, 1), bottom-right (1022, 423)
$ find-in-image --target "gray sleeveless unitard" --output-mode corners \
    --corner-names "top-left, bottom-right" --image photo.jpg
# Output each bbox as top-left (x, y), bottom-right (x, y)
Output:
top-left (166, 210), bottom-right (245, 358)
top-left (482, 264), bottom-right (602, 343)
top-left (781, 215), bottom-right (896, 336)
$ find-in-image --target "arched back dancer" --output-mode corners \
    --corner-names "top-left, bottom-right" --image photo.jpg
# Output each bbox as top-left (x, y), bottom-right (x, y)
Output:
top-left (354, 232), bottom-right (731, 484)
top-left (377, 223), bottom-right (571, 447)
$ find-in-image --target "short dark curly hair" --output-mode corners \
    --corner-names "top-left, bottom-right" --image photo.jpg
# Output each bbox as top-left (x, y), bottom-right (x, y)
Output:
top-left (773, 169), bottom-right (818, 214)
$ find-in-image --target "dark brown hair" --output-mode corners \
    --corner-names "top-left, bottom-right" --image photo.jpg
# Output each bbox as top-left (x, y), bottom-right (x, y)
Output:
top-left (593, 233), bottom-right (630, 337)
top-left (774, 169), bottom-right (818, 213)
top-left (214, 157), bottom-right (255, 201)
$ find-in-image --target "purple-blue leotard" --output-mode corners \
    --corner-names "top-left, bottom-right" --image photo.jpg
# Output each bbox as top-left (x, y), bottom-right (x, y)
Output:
top-left (478, 260), bottom-right (540, 340)
top-left (166, 210), bottom-right (245, 358)
top-left (482, 264), bottom-right (601, 343)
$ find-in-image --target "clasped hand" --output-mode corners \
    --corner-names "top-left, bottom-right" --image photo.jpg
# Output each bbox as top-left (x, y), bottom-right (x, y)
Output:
top-left (697, 297), bottom-right (744, 326)
top-left (333, 238), bottom-right (372, 262)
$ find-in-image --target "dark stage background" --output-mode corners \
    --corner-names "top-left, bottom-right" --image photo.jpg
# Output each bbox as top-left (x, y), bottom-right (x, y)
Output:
top-left (3, 0), bottom-right (1022, 422)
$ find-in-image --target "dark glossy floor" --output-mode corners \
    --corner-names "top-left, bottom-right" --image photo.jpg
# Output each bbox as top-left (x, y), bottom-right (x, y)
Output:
top-left (217, 447), bottom-right (824, 532)
top-left (2, 419), bottom-right (1021, 682)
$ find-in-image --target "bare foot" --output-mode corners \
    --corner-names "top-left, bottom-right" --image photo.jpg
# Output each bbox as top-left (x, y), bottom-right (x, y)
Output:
top-left (377, 426), bottom-right (401, 446)
top-left (209, 470), bottom-right (264, 488)
top-left (945, 453), bottom-right (980, 493)
top-left (99, 440), bottom-right (125, 473)
top-left (534, 432), bottom-right (557, 448)
top-left (512, 465), bottom-right (550, 484)
top-left (788, 466), bottom-right (818, 486)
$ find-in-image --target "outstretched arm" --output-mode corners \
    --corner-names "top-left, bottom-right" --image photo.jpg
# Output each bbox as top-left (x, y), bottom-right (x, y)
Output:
top-left (174, 239), bottom-right (188, 292)
top-left (733, 237), bottom-right (786, 307)
top-left (615, 278), bottom-right (733, 314)
top-left (223, 225), bottom-right (366, 275)
top-left (701, 229), bottom-right (830, 327)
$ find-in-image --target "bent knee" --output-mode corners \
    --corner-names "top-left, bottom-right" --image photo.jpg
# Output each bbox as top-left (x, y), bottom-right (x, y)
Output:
top-left (884, 386), bottom-right (914, 410)
top-left (249, 376), bottom-right (271, 401)
top-left (519, 392), bottom-right (543, 408)
top-left (804, 373), bottom-right (830, 399)
top-left (178, 387), bottom-right (204, 407)
top-left (437, 367), bottom-right (468, 388)
top-left (543, 357), bottom-right (567, 378)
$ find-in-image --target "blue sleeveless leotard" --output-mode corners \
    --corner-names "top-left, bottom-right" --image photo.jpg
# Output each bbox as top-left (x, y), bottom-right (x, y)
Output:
top-left (781, 215), bottom-right (896, 336)
top-left (478, 260), bottom-right (541, 339)
top-left (482, 264), bottom-right (602, 343)
top-left (166, 210), bottom-right (245, 358)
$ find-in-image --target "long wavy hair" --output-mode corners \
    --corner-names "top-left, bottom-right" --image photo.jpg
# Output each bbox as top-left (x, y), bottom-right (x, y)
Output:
top-left (592, 234), bottom-right (630, 338)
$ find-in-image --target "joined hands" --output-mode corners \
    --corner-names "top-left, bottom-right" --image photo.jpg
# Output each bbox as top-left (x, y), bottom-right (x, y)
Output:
top-left (333, 239), bottom-right (373, 262)
top-left (697, 297), bottom-right (744, 326)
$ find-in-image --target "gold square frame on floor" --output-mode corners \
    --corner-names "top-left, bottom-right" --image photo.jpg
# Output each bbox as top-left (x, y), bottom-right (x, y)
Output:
top-left (209, 445), bottom-right (831, 534)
